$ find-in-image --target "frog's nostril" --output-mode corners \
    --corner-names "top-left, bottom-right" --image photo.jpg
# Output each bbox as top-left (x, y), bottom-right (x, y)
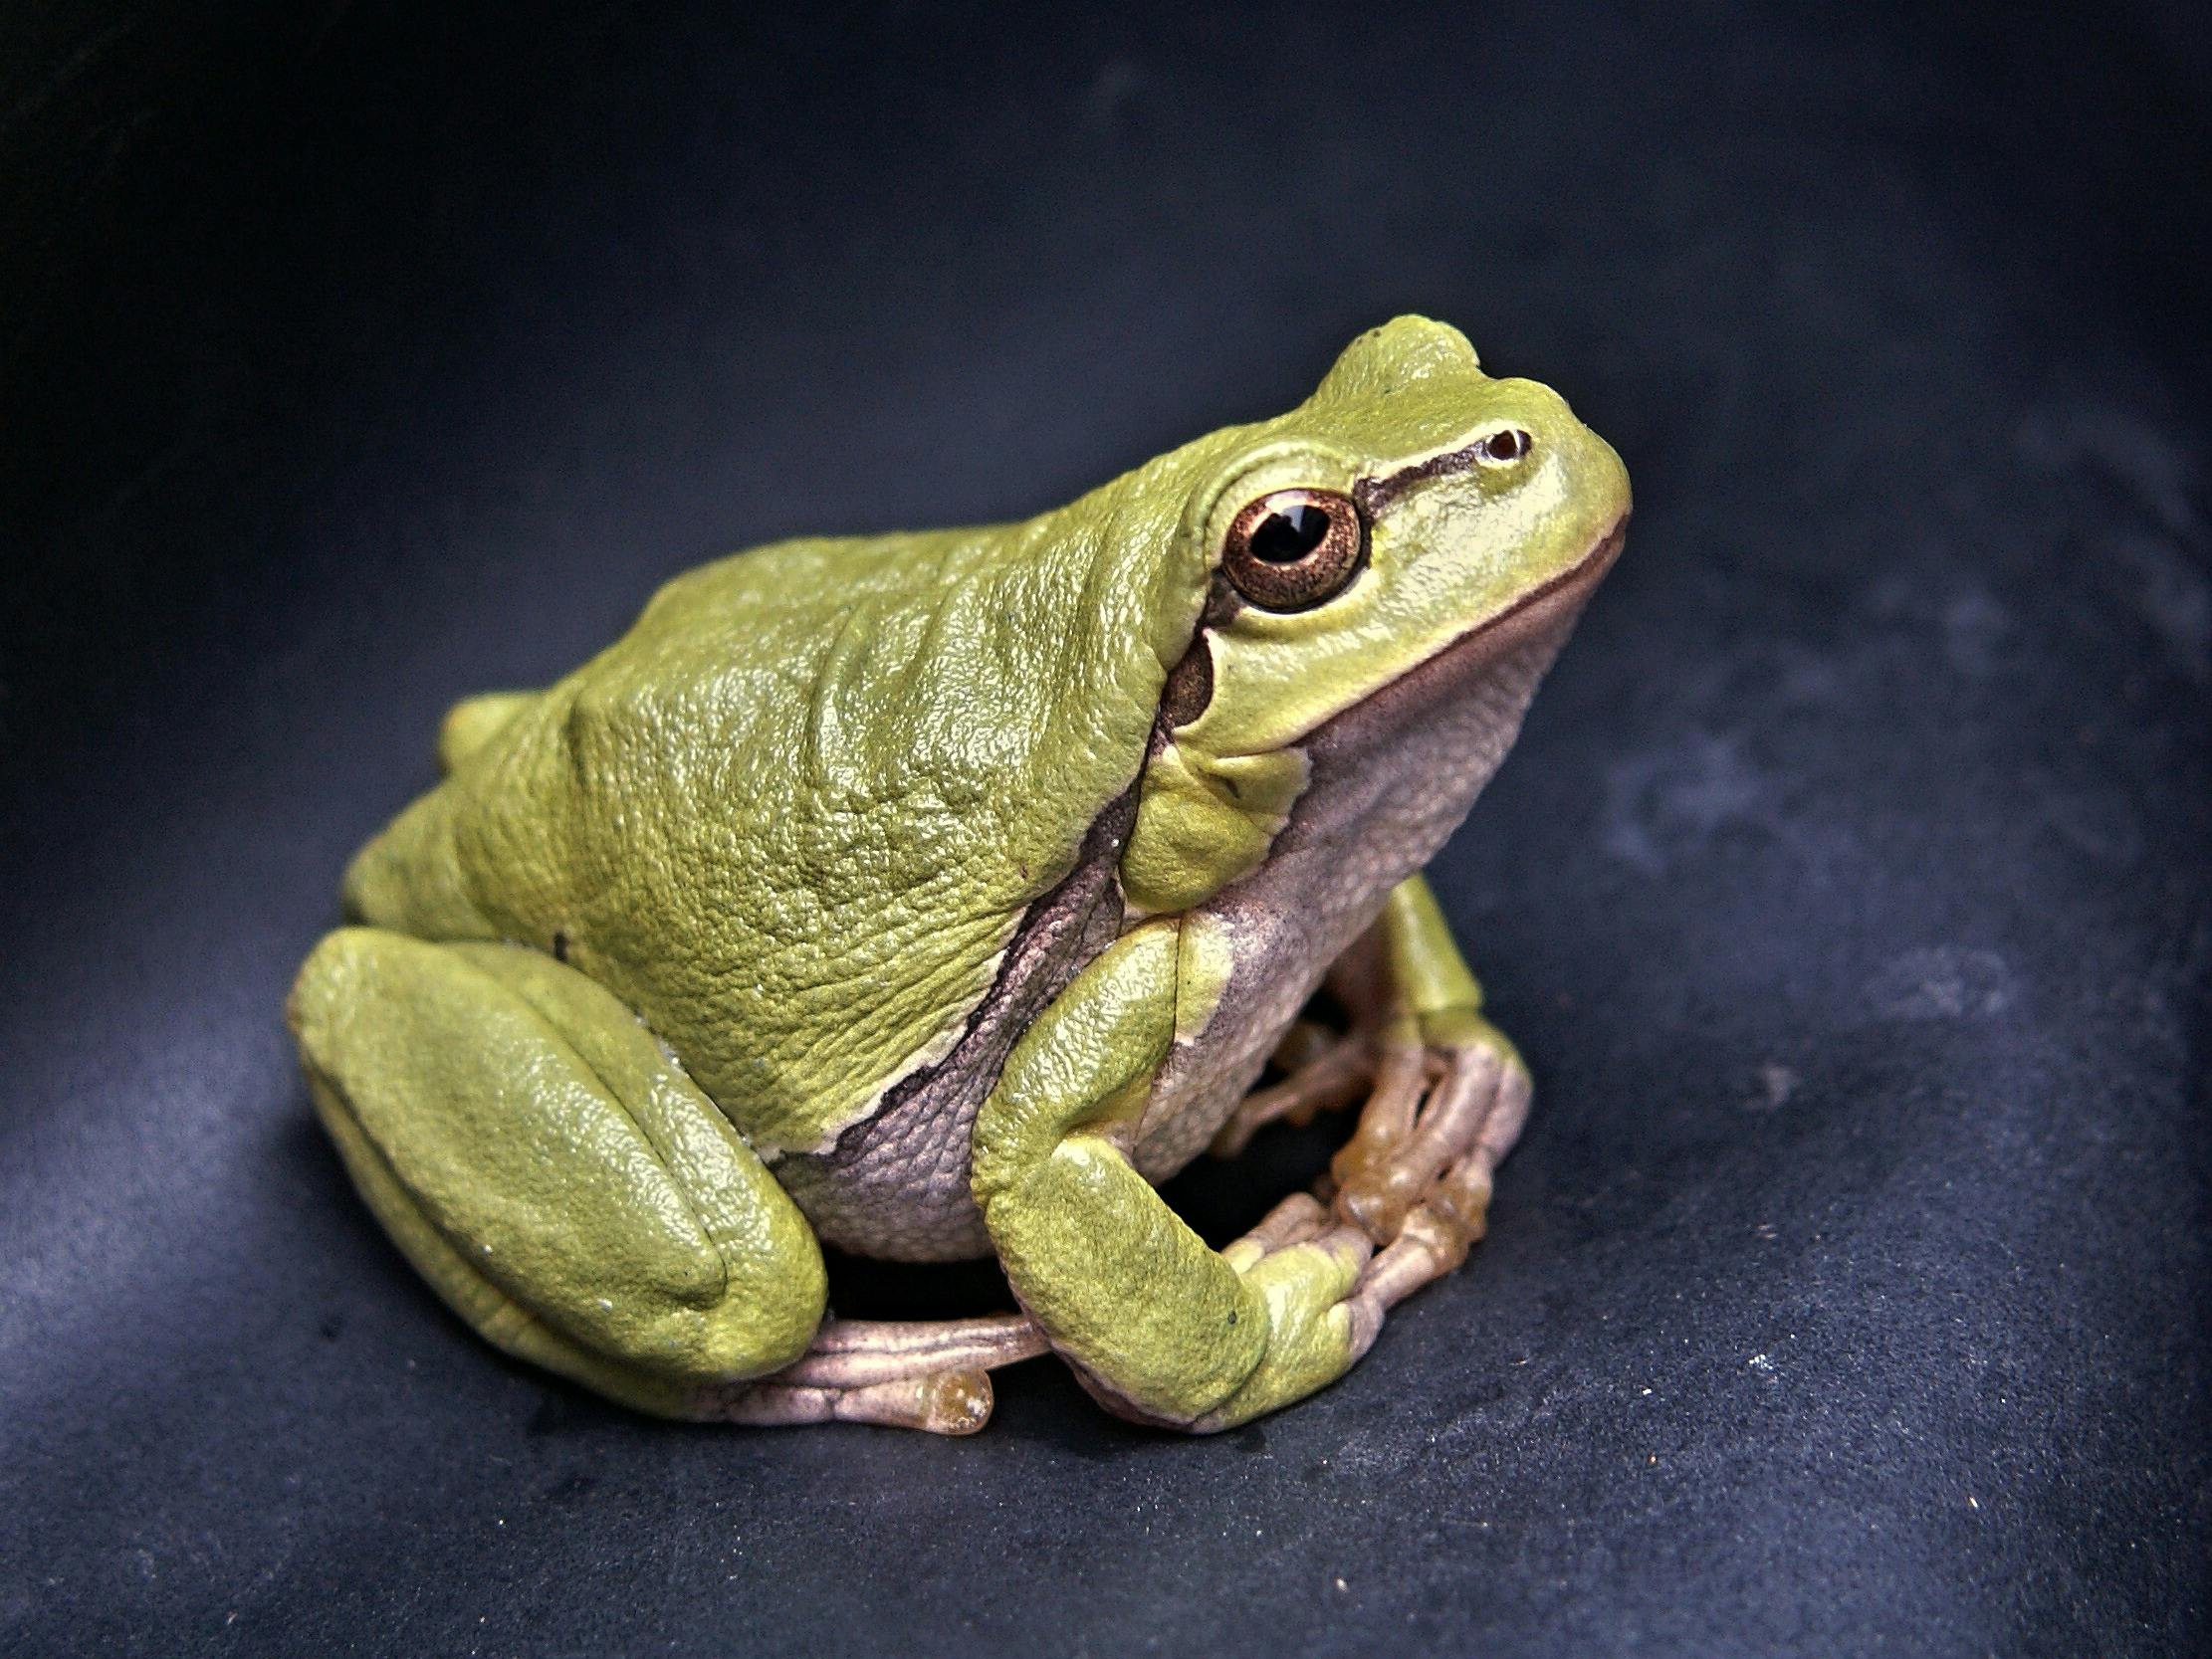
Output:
top-left (1478, 428), bottom-right (1533, 464)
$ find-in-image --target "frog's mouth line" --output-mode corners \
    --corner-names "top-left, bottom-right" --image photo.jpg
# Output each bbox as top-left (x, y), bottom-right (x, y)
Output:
top-left (1181, 512), bottom-right (1629, 759)
top-left (1286, 509), bottom-right (1630, 758)
top-left (1465, 511), bottom-right (1630, 643)
top-left (1361, 506), bottom-right (1627, 691)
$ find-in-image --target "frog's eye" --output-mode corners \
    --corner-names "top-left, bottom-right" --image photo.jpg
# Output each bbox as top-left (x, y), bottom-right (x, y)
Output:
top-left (1220, 488), bottom-right (1367, 611)
top-left (1476, 428), bottom-right (1534, 465)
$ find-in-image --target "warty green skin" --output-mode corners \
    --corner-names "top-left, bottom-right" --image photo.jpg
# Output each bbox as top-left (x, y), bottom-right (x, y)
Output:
top-left (292, 316), bottom-right (1632, 1430)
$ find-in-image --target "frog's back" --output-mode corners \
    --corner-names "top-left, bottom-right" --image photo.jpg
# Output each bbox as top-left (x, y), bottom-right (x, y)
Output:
top-left (342, 489), bottom-right (1211, 1162)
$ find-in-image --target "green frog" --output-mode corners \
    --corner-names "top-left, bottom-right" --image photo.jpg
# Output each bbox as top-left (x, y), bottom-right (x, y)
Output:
top-left (288, 315), bottom-right (1631, 1434)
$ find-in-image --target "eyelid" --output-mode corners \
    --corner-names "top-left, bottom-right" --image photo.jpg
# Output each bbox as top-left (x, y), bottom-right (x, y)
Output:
top-left (1218, 488), bottom-right (1367, 611)
top-left (1185, 440), bottom-right (1362, 553)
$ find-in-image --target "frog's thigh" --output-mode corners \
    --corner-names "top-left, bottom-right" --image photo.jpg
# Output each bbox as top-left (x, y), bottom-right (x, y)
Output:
top-left (971, 922), bottom-right (1377, 1433)
top-left (289, 928), bottom-right (828, 1419)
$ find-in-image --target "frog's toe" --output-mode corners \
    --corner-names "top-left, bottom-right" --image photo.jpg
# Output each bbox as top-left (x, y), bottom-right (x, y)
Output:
top-left (681, 1313), bottom-right (1047, 1434)
top-left (1328, 1026), bottom-right (1529, 1249)
top-left (1222, 1190), bottom-right (1337, 1254)
top-left (769, 1313), bottom-right (1049, 1388)
top-left (1346, 1148), bottom-right (1501, 1315)
top-left (699, 1368), bottom-right (997, 1435)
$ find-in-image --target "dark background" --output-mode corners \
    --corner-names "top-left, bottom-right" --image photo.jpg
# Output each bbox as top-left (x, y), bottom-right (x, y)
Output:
top-left (3, 3), bottom-right (2207, 1654)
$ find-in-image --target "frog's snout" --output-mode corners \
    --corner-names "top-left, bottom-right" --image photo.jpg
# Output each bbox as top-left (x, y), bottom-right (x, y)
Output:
top-left (1512, 379), bottom-right (1632, 533)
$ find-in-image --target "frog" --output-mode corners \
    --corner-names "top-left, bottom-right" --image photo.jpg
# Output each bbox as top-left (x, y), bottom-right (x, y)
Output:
top-left (287, 315), bottom-right (1630, 1435)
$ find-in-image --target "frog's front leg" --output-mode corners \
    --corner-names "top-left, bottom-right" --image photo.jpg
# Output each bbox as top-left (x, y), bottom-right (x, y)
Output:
top-left (1212, 873), bottom-right (1532, 1312)
top-left (289, 929), bottom-right (1021, 1433)
top-left (971, 921), bottom-right (1387, 1432)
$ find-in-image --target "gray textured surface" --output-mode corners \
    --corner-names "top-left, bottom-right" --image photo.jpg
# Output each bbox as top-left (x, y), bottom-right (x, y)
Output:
top-left (2, 3), bottom-right (2207, 1655)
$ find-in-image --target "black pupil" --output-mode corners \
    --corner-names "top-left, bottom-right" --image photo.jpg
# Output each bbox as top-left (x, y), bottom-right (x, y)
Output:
top-left (1248, 504), bottom-right (1331, 563)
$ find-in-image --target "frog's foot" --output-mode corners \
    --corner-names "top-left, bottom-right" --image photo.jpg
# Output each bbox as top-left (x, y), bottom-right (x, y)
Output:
top-left (698, 1371), bottom-right (996, 1434)
top-left (1216, 873), bottom-right (1533, 1313)
top-left (696, 1314), bottom-right (1050, 1435)
top-left (1327, 1026), bottom-right (1528, 1241)
top-left (1211, 1014), bottom-right (1529, 1264)
top-left (1327, 1025), bottom-right (1529, 1310)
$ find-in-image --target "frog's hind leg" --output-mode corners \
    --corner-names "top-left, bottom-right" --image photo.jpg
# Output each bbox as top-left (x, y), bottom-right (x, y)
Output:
top-left (1213, 874), bottom-right (1532, 1317)
top-left (290, 928), bottom-right (1003, 1433)
top-left (728, 1315), bottom-right (1051, 1430)
top-left (774, 1314), bottom-right (1050, 1386)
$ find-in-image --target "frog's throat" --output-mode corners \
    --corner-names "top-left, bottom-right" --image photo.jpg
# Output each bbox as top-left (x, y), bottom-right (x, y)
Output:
top-left (1286, 509), bottom-right (1628, 772)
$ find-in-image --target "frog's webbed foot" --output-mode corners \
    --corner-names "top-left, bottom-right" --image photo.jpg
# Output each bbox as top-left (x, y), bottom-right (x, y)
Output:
top-left (1214, 874), bottom-right (1533, 1316)
top-left (696, 1314), bottom-right (1050, 1435)
top-left (1327, 1026), bottom-right (1529, 1311)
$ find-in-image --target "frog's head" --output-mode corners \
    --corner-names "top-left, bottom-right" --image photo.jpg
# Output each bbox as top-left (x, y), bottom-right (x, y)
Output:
top-left (1112, 315), bottom-right (1630, 917)
top-left (1165, 314), bottom-right (1631, 757)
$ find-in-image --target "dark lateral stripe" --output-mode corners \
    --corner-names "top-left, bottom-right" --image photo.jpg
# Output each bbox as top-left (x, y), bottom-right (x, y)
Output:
top-left (1352, 441), bottom-right (1490, 518)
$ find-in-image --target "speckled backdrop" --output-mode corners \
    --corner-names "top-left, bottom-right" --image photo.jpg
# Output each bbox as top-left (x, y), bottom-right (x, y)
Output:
top-left (3, 3), bottom-right (2206, 1655)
